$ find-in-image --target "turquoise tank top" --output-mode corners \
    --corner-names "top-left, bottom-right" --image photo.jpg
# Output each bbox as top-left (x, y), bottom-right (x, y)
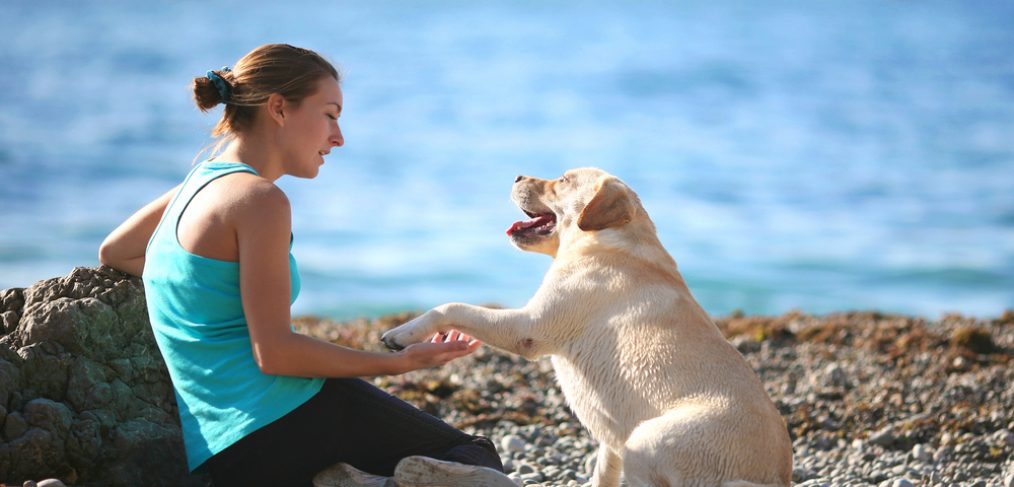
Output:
top-left (142, 161), bottom-right (324, 472)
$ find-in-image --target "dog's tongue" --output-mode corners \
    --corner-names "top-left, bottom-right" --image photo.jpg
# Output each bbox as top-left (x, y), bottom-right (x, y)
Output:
top-left (507, 214), bottom-right (553, 235)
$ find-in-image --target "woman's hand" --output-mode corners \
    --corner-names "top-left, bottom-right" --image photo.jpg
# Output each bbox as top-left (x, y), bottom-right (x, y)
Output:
top-left (397, 330), bottom-right (481, 371)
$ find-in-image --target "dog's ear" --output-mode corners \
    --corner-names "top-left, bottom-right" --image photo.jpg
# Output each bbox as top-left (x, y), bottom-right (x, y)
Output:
top-left (577, 177), bottom-right (634, 231)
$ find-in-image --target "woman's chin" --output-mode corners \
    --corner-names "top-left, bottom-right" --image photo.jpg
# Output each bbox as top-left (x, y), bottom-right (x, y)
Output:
top-left (293, 164), bottom-right (321, 179)
top-left (307, 155), bottom-right (325, 175)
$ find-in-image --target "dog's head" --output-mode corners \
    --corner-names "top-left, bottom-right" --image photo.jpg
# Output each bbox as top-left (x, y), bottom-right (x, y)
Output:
top-left (507, 167), bottom-right (642, 256)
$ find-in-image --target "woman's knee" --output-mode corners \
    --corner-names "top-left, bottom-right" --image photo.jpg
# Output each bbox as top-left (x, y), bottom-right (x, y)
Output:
top-left (443, 435), bottom-right (503, 472)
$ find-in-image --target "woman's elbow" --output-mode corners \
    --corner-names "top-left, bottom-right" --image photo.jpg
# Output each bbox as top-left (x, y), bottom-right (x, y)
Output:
top-left (98, 246), bottom-right (140, 276)
top-left (255, 355), bottom-right (280, 375)
top-left (251, 345), bottom-right (272, 374)
top-left (98, 242), bottom-right (116, 267)
top-left (252, 342), bottom-right (287, 376)
top-left (98, 235), bottom-right (129, 266)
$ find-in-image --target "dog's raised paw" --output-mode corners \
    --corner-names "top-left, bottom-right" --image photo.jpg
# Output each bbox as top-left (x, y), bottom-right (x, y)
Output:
top-left (380, 332), bottom-right (405, 351)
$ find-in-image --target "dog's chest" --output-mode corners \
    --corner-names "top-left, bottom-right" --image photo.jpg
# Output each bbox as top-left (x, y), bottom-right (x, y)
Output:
top-left (550, 355), bottom-right (639, 448)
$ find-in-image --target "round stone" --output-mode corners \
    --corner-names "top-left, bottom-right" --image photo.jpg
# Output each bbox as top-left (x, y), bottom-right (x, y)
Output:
top-left (501, 434), bottom-right (526, 454)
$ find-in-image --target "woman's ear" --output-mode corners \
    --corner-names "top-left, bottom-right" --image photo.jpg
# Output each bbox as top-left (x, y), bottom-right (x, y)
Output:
top-left (266, 93), bottom-right (286, 126)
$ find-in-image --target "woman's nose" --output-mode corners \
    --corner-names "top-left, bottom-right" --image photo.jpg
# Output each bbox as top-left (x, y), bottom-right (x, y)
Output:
top-left (331, 125), bottom-right (344, 147)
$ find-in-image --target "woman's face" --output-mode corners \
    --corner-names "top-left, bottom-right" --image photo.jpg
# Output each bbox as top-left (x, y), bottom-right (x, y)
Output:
top-left (280, 77), bottom-right (344, 178)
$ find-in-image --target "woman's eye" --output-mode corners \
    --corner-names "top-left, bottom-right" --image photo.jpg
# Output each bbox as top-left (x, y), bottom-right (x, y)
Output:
top-left (327, 114), bottom-right (337, 120)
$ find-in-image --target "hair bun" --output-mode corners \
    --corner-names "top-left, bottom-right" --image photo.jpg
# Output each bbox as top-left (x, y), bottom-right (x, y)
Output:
top-left (193, 75), bottom-right (223, 111)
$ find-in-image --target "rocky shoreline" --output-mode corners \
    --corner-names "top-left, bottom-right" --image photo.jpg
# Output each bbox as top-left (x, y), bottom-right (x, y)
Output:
top-left (2, 267), bottom-right (1012, 486)
top-left (298, 310), bottom-right (1014, 487)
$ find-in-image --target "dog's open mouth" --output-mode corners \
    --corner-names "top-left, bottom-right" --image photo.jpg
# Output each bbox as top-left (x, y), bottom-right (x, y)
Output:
top-left (507, 210), bottom-right (557, 238)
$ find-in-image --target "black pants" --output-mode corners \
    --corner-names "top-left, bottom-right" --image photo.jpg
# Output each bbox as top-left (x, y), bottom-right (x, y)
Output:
top-left (203, 378), bottom-right (503, 487)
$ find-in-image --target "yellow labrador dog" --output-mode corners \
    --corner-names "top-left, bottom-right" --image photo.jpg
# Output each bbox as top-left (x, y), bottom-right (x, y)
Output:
top-left (382, 168), bottom-right (792, 487)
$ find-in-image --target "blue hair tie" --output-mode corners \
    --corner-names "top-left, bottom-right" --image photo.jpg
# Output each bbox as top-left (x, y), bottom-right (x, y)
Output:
top-left (206, 66), bottom-right (232, 103)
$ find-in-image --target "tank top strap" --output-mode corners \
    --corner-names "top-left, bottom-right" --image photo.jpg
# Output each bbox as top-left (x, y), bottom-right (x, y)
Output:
top-left (147, 161), bottom-right (260, 253)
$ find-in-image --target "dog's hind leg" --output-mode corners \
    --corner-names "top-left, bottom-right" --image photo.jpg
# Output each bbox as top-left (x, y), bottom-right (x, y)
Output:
top-left (589, 446), bottom-right (623, 487)
top-left (623, 406), bottom-right (725, 487)
top-left (624, 405), bottom-right (790, 487)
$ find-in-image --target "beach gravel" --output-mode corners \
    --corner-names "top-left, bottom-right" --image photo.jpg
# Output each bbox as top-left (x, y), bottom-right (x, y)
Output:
top-left (296, 309), bottom-right (1014, 487)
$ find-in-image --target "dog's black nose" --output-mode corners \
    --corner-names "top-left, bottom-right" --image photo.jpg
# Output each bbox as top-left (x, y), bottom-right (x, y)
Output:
top-left (515, 175), bottom-right (524, 183)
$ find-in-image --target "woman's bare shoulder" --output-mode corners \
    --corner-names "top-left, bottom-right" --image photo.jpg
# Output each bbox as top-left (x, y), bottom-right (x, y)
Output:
top-left (221, 173), bottom-right (291, 228)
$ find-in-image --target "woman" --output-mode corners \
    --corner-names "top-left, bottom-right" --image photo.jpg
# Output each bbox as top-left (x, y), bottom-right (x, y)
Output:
top-left (99, 44), bottom-right (515, 487)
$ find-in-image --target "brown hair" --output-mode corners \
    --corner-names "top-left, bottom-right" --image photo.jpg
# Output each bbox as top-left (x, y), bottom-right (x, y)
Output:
top-left (192, 43), bottom-right (340, 138)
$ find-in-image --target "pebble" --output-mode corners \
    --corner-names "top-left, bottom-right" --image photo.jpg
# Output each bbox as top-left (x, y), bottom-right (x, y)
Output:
top-left (516, 463), bottom-right (537, 475)
top-left (501, 434), bottom-right (526, 454)
top-left (519, 472), bottom-right (544, 483)
top-left (796, 479), bottom-right (830, 487)
top-left (994, 429), bottom-right (1014, 448)
top-left (868, 425), bottom-right (896, 447)
top-left (810, 362), bottom-right (848, 390)
top-left (911, 443), bottom-right (931, 463)
top-left (583, 453), bottom-right (596, 476)
top-left (933, 445), bottom-right (952, 463)
top-left (879, 479), bottom-right (913, 487)
top-left (793, 467), bottom-right (816, 481)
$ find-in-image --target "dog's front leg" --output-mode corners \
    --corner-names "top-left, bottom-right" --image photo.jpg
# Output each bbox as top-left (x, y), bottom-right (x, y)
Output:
top-left (590, 446), bottom-right (623, 487)
top-left (379, 307), bottom-right (449, 349)
top-left (382, 303), bottom-right (545, 358)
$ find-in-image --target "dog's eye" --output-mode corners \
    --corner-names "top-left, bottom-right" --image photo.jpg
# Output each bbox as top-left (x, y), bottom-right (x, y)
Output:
top-left (559, 176), bottom-right (568, 183)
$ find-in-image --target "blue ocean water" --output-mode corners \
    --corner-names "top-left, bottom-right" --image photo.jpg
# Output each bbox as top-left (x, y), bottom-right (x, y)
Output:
top-left (1, 1), bottom-right (1011, 319)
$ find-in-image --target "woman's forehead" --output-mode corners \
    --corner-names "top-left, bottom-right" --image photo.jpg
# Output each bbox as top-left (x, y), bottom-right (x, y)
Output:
top-left (311, 77), bottom-right (343, 103)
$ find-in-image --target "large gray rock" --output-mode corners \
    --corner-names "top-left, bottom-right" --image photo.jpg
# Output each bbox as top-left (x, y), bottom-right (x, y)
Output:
top-left (0, 267), bottom-right (210, 486)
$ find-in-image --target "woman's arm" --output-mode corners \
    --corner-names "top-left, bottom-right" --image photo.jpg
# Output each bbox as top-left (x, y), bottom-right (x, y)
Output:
top-left (237, 180), bottom-right (477, 378)
top-left (98, 184), bottom-right (181, 277)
